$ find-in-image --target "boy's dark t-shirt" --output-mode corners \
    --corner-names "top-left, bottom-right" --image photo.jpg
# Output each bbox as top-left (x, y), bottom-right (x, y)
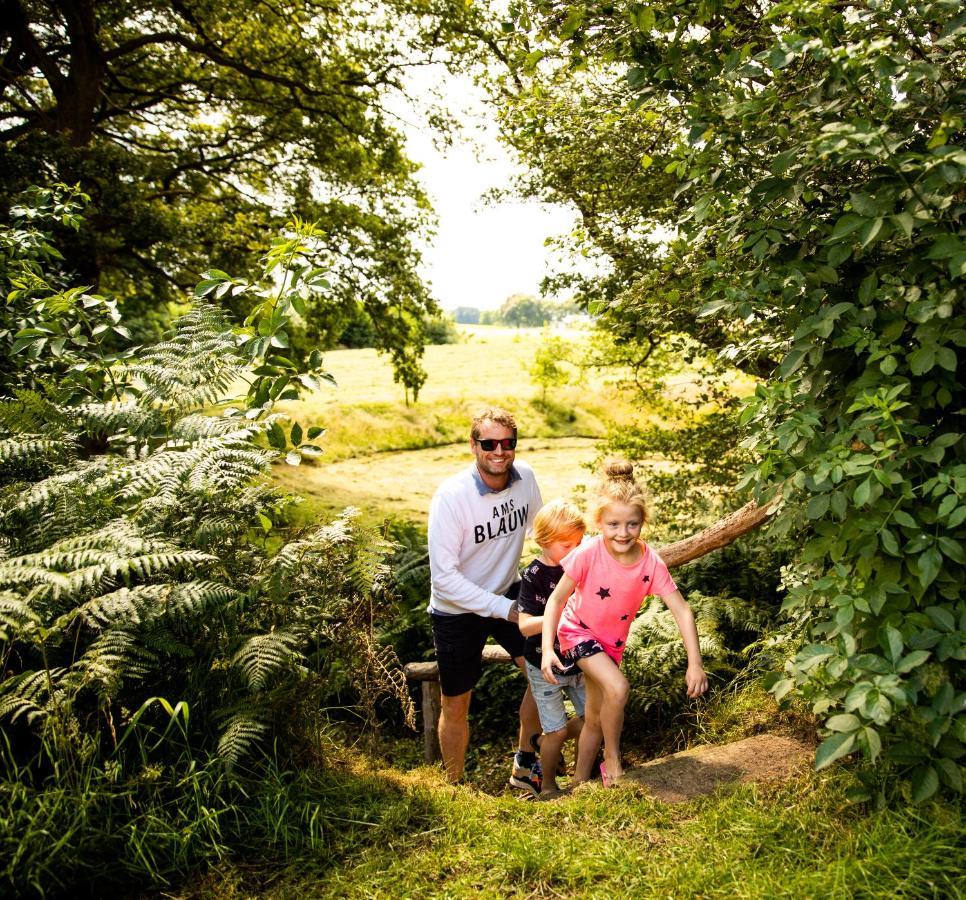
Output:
top-left (518, 558), bottom-right (579, 676)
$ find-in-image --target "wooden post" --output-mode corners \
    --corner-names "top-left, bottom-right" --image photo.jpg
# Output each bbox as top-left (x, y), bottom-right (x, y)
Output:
top-left (422, 680), bottom-right (441, 762)
top-left (404, 645), bottom-right (515, 764)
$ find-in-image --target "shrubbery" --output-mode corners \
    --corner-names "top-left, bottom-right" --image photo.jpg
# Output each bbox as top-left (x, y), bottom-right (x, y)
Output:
top-left (0, 187), bottom-right (415, 893)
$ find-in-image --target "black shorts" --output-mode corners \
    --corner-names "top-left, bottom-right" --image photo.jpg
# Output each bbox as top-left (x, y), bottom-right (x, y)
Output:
top-left (430, 587), bottom-right (526, 697)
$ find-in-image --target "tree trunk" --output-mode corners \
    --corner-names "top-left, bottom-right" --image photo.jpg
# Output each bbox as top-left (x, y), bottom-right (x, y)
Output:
top-left (659, 498), bottom-right (779, 569)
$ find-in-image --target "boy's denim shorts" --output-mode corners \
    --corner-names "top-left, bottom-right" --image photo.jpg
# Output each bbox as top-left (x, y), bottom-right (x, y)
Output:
top-left (525, 660), bottom-right (586, 734)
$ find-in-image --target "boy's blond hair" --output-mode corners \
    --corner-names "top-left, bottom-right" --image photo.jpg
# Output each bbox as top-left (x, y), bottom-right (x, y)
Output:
top-left (533, 498), bottom-right (586, 547)
top-left (590, 458), bottom-right (651, 527)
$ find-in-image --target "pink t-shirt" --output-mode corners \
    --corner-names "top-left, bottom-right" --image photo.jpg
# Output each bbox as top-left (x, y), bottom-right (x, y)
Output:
top-left (557, 536), bottom-right (677, 664)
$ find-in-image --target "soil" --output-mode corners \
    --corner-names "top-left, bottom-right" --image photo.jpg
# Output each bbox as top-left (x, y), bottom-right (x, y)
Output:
top-left (616, 734), bottom-right (814, 802)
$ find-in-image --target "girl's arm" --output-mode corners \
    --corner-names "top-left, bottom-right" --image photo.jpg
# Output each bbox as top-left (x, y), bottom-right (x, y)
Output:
top-left (517, 611), bottom-right (542, 637)
top-left (660, 589), bottom-right (709, 698)
top-left (540, 573), bottom-right (575, 685)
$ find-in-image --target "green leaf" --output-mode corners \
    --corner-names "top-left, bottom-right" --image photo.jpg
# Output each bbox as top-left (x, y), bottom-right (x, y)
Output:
top-left (815, 732), bottom-right (856, 771)
top-left (285, 450), bottom-right (302, 466)
top-left (891, 211), bottom-right (914, 238)
top-left (853, 478), bottom-right (872, 506)
top-left (807, 494), bottom-right (830, 519)
top-left (911, 765), bottom-right (939, 803)
top-left (925, 606), bottom-right (956, 632)
top-left (908, 346), bottom-right (936, 375)
top-left (307, 426), bottom-right (326, 439)
top-left (826, 713), bottom-right (861, 732)
top-left (828, 214), bottom-right (865, 242)
top-left (935, 758), bottom-right (962, 793)
top-left (918, 548), bottom-right (943, 589)
top-left (879, 355), bottom-right (897, 375)
top-left (257, 513), bottom-right (272, 533)
top-left (880, 527), bottom-right (899, 556)
top-left (267, 422), bottom-right (286, 450)
top-left (895, 650), bottom-right (930, 673)
top-left (770, 678), bottom-right (795, 701)
top-left (936, 347), bottom-right (958, 371)
top-left (881, 625), bottom-right (903, 664)
top-left (290, 422), bottom-right (303, 446)
top-left (863, 726), bottom-right (882, 763)
top-left (892, 509), bottom-right (917, 528)
top-left (859, 217), bottom-right (884, 248)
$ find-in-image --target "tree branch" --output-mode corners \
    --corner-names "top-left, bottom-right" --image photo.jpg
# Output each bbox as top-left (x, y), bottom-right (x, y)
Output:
top-left (659, 498), bottom-right (780, 569)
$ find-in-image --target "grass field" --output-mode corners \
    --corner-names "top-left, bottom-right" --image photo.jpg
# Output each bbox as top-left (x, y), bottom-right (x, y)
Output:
top-left (272, 325), bottom-right (702, 524)
top-left (274, 325), bottom-right (647, 463)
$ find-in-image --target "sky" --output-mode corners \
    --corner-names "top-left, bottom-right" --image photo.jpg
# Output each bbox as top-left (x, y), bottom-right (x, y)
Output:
top-left (394, 70), bottom-right (586, 313)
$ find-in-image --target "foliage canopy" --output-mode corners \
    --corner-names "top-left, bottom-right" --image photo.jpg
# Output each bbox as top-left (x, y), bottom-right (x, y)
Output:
top-left (490, 0), bottom-right (965, 799)
top-left (0, 0), bottom-right (485, 396)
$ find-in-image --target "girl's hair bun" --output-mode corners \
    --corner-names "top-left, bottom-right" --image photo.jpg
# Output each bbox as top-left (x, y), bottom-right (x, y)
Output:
top-left (603, 458), bottom-right (635, 481)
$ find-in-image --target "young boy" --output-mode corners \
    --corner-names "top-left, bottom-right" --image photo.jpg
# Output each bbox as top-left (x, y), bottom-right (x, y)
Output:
top-left (513, 498), bottom-right (587, 797)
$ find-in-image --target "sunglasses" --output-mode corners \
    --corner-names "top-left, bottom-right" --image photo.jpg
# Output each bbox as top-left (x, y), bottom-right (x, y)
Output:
top-left (474, 437), bottom-right (517, 451)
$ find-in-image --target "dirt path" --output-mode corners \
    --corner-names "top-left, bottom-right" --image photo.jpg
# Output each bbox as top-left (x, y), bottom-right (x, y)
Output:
top-left (617, 734), bottom-right (814, 802)
top-left (274, 437), bottom-right (593, 524)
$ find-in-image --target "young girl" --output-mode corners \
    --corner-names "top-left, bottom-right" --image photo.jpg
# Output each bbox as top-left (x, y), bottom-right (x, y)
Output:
top-left (540, 459), bottom-right (708, 785)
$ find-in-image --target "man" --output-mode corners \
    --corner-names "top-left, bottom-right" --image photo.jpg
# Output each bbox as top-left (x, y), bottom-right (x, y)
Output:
top-left (427, 407), bottom-right (544, 790)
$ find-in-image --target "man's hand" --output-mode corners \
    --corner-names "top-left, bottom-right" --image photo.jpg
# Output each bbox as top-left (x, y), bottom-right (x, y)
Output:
top-left (507, 599), bottom-right (519, 623)
top-left (541, 649), bottom-right (564, 685)
top-left (686, 664), bottom-right (708, 698)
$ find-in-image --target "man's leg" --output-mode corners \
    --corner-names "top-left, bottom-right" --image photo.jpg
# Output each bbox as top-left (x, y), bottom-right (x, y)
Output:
top-left (431, 612), bottom-right (485, 783)
top-left (439, 690), bottom-right (472, 782)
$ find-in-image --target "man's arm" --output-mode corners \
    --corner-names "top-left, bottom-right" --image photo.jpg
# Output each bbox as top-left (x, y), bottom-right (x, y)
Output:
top-left (428, 493), bottom-right (515, 619)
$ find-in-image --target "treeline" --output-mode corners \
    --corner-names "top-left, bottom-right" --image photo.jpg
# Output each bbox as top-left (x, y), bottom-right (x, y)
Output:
top-left (452, 294), bottom-right (585, 327)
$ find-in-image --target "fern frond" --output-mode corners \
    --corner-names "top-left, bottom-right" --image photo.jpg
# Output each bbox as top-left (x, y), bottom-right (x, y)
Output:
top-left (0, 668), bottom-right (62, 724)
top-left (65, 629), bottom-right (156, 695)
top-left (73, 401), bottom-right (160, 438)
top-left (0, 391), bottom-right (68, 434)
top-left (128, 305), bottom-right (245, 412)
top-left (2, 458), bottom-right (114, 523)
top-left (0, 436), bottom-right (74, 466)
top-left (0, 589), bottom-right (40, 640)
top-left (65, 580), bottom-right (238, 630)
top-left (231, 630), bottom-right (301, 691)
top-left (216, 710), bottom-right (270, 768)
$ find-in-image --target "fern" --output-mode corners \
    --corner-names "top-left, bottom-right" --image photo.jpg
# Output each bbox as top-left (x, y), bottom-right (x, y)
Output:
top-left (231, 630), bottom-right (301, 692)
top-left (216, 711), bottom-right (271, 769)
top-left (2, 211), bottom-right (411, 776)
top-left (0, 590), bottom-right (39, 640)
top-left (625, 590), bottom-right (774, 711)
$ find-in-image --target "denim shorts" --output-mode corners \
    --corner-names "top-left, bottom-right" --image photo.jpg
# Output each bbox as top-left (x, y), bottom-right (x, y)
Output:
top-left (525, 660), bottom-right (586, 734)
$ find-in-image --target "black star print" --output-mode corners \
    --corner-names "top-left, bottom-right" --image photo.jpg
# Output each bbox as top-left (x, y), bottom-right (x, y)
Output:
top-left (642, 575), bottom-right (650, 584)
top-left (597, 586), bottom-right (611, 599)
top-left (620, 614), bottom-right (629, 621)
top-left (615, 639), bottom-right (624, 648)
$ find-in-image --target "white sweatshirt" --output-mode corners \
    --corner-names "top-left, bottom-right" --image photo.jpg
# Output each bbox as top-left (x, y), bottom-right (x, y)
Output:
top-left (428, 461), bottom-right (543, 619)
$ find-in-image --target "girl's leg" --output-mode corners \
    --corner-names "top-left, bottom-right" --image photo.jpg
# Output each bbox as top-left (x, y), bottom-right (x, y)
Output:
top-left (577, 653), bottom-right (629, 780)
top-left (572, 672), bottom-right (603, 783)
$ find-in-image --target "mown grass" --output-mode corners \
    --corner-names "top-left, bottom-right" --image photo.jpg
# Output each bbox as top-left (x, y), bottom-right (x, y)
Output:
top-left (167, 684), bottom-right (963, 899)
top-left (185, 766), bottom-right (962, 899)
top-left (275, 325), bottom-right (646, 463)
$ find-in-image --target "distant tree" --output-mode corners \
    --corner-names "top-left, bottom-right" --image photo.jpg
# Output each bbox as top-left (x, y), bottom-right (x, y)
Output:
top-left (451, 306), bottom-right (481, 324)
top-left (499, 293), bottom-right (548, 327)
top-left (528, 333), bottom-right (575, 403)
